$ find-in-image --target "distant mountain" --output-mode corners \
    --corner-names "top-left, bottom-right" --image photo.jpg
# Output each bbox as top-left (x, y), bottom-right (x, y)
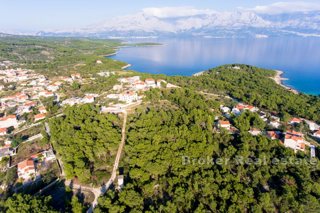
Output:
top-left (37, 10), bottom-right (320, 38)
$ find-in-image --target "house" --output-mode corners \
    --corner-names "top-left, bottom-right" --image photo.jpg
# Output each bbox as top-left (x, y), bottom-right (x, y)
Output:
top-left (82, 95), bottom-right (95, 103)
top-left (313, 130), bottom-right (320, 138)
top-left (0, 128), bottom-right (8, 136)
top-left (284, 134), bottom-right (306, 151)
top-left (112, 84), bottom-right (122, 91)
top-left (38, 106), bottom-right (47, 114)
top-left (133, 81), bottom-right (147, 90)
top-left (248, 128), bottom-right (262, 136)
top-left (286, 130), bottom-right (303, 137)
top-left (39, 91), bottom-right (54, 98)
top-left (304, 120), bottom-right (320, 131)
top-left (218, 120), bottom-right (231, 130)
top-left (96, 60), bottom-right (103, 64)
top-left (269, 121), bottom-right (281, 129)
top-left (289, 117), bottom-right (302, 125)
top-left (34, 113), bottom-right (46, 122)
top-left (145, 78), bottom-right (156, 88)
top-left (17, 159), bottom-right (36, 181)
top-left (119, 91), bottom-right (138, 103)
top-left (220, 106), bottom-right (230, 114)
top-left (0, 115), bottom-right (18, 128)
top-left (267, 131), bottom-right (281, 140)
top-left (62, 98), bottom-right (81, 106)
top-left (47, 84), bottom-right (59, 92)
top-left (43, 150), bottom-right (56, 161)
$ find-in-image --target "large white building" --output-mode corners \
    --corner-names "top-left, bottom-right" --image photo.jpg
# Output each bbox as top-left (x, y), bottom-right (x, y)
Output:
top-left (0, 115), bottom-right (18, 128)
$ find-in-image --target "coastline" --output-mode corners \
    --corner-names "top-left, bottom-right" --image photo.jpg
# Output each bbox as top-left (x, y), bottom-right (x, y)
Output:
top-left (272, 70), bottom-right (299, 94)
top-left (193, 71), bottom-right (205, 76)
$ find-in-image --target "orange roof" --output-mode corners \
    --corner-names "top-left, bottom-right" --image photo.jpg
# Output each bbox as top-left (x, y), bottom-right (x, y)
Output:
top-left (267, 131), bottom-right (279, 139)
top-left (38, 106), bottom-right (46, 110)
top-left (286, 130), bottom-right (303, 136)
top-left (0, 128), bottom-right (7, 133)
top-left (0, 115), bottom-right (16, 121)
top-left (315, 130), bottom-right (320, 135)
top-left (290, 117), bottom-right (302, 123)
top-left (219, 120), bottom-right (230, 125)
top-left (34, 113), bottom-right (46, 119)
top-left (18, 159), bottom-right (34, 170)
top-left (285, 134), bottom-right (303, 141)
top-left (236, 104), bottom-right (246, 110)
top-left (25, 101), bottom-right (36, 107)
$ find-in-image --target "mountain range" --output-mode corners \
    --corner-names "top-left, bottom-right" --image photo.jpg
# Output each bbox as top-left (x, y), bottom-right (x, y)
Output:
top-left (32, 9), bottom-right (320, 38)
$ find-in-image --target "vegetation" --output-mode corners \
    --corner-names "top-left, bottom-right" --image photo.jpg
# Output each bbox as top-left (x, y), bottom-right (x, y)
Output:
top-left (96, 88), bottom-right (320, 212)
top-left (169, 64), bottom-right (320, 123)
top-left (1, 193), bottom-right (57, 213)
top-left (49, 104), bottom-right (122, 185)
top-left (0, 36), bottom-right (126, 76)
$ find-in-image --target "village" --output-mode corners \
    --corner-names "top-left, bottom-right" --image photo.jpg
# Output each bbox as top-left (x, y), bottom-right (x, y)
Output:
top-left (0, 59), bottom-right (319, 198)
top-left (218, 103), bottom-right (319, 157)
top-left (0, 60), bottom-right (173, 192)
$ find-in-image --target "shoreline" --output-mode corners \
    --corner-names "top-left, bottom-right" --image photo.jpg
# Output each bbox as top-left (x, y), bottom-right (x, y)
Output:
top-left (193, 71), bottom-right (205, 76)
top-left (272, 70), bottom-right (299, 94)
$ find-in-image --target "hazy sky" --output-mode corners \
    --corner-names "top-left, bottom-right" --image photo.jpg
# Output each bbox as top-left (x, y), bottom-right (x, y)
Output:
top-left (1, 0), bottom-right (319, 33)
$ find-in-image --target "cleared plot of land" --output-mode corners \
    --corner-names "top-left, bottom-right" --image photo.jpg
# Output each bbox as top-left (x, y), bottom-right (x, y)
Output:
top-left (11, 140), bottom-right (50, 165)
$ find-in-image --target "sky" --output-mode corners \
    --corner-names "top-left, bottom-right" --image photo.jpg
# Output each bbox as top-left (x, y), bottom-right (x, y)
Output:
top-left (0, 0), bottom-right (320, 33)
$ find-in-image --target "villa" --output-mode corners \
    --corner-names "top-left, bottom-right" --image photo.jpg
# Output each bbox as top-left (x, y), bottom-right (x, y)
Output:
top-left (284, 134), bottom-right (306, 152)
top-left (17, 159), bottom-right (36, 181)
top-left (119, 91), bottom-right (138, 103)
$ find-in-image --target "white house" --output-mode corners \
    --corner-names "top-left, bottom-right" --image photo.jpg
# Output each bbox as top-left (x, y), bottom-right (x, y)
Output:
top-left (220, 106), bottom-right (231, 114)
top-left (145, 78), bottom-right (156, 88)
top-left (248, 128), bottom-right (262, 136)
top-left (0, 115), bottom-right (18, 128)
top-left (119, 91), bottom-right (138, 103)
top-left (284, 134), bottom-right (306, 152)
top-left (82, 95), bottom-right (95, 104)
top-left (17, 159), bottom-right (36, 181)
top-left (47, 84), bottom-right (59, 92)
top-left (133, 81), bottom-right (147, 90)
top-left (43, 150), bottom-right (56, 161)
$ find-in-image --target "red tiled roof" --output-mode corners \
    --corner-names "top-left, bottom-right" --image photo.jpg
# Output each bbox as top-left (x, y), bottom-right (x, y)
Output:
top-left (34, 113), bottom-right (46, 119)
top-left (0, 115), bottom-right (16, 121)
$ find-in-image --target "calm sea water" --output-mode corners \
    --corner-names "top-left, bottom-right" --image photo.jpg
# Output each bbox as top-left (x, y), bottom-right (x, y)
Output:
top-left (110, 38), bottom-right (320, 95)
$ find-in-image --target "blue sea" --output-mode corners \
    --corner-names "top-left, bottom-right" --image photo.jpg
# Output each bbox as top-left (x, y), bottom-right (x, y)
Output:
top-left (110, 37), bottom-right (320, 95)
